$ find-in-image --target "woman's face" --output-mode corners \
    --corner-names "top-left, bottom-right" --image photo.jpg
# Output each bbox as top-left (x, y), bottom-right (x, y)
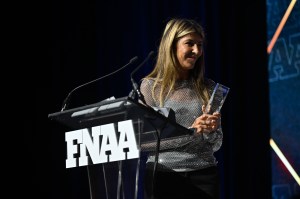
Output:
top-left (176, 32), bottom-right (203, 71)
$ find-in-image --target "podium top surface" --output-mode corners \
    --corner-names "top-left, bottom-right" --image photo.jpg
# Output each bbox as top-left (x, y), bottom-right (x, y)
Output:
top-left (48, 97), bottom-right (193, 141)
top-left (48, 96), bottom-right (130, 124)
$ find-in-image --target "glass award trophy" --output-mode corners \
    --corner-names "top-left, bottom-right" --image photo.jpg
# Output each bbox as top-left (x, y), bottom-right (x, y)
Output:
top-left (204, 83), bottom-right (230, 114)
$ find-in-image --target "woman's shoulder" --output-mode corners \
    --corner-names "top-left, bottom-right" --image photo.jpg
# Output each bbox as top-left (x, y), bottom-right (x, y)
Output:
top-left (141, 77), bottom-right (154, 86)
top-left (141, 77), bottom-right (155, 82)
top-left (140, 77), bottom-right (156, 89)
top-left (141, 77), bottom-right (163, 85)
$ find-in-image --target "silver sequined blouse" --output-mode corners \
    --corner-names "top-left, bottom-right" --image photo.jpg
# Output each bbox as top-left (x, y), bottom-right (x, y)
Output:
top-left (140, 78), bottom-right (223, 172)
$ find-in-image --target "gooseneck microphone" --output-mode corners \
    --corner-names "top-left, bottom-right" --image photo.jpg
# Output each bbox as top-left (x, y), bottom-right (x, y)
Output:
top-left (129, 51), bottom-right (155, 104)
top-left (61, 56), bottom-right (138, 111)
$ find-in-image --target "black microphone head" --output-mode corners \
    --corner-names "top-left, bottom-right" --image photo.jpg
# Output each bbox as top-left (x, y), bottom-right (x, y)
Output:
top-left (131, 51), bottom-right (155, 78)
top-left (148, 51), bottom-right (155, 58)
top-left (130, 56), bottom-right (138, 63)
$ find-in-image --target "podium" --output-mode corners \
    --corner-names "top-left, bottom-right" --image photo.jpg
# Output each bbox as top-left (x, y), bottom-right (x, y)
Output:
top-left (48, 96), bottom-right (193, 199)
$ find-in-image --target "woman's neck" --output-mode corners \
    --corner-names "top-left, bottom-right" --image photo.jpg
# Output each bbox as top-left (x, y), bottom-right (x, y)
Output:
top-left (177, 72), bottom-right (190, 80)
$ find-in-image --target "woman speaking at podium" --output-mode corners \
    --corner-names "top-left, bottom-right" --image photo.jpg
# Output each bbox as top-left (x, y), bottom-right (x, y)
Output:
top-left (140, 18), bottom-right (222, 199)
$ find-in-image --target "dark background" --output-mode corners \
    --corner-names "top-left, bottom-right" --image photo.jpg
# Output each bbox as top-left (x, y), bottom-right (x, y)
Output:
top-left (30, 0), bottom-right (272, 198)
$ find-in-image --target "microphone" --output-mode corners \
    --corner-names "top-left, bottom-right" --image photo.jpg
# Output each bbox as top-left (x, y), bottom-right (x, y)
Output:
top-left (129, 51), bottom-right (154, 104)
top-left (61, 56), bottom-right (138, 111)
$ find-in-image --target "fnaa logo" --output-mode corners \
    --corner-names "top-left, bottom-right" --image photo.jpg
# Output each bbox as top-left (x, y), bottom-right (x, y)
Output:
top-left (65, 120), bottom-right (139, 168)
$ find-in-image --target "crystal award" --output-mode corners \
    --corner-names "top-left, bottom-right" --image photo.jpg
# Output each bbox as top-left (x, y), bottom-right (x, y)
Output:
top-left (204, 83), bottom-right (230, 114)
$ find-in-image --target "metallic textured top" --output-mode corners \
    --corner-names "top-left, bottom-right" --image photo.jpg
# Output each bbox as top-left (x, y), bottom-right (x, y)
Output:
top-left (140, 78), bottom-right (223, 172)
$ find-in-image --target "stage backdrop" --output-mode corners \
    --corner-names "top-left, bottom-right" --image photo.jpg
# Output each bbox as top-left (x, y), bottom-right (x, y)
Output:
top-left (267, 0), bottom-right (300, 198)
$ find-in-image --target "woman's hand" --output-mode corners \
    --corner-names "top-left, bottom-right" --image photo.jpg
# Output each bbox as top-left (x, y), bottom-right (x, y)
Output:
top-left (190, 105), bottom-right (221, 134)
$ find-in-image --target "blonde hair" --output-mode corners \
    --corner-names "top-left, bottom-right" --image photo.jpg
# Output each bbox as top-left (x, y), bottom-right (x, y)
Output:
top-left (145, 18), bottom-right (210, 107)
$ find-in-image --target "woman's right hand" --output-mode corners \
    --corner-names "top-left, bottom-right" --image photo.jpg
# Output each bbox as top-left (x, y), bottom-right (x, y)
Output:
top-left (190, 105), bottom-right (221, 134)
